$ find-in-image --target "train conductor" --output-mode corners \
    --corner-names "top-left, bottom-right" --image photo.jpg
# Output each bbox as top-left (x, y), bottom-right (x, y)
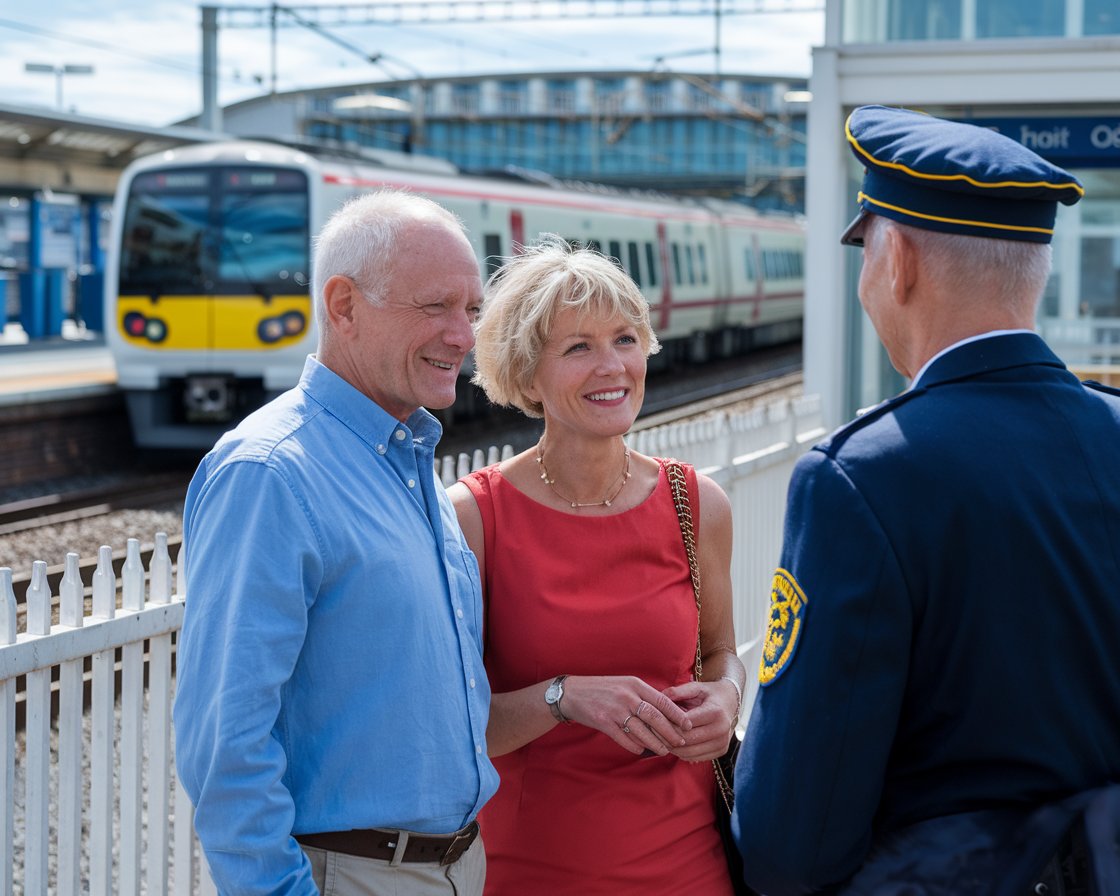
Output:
top-left (732, 105), bottom-right (1120, 895)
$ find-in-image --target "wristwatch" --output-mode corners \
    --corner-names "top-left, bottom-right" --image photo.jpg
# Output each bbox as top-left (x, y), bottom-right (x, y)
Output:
top-left (544, 675), bottom-right (570, 724)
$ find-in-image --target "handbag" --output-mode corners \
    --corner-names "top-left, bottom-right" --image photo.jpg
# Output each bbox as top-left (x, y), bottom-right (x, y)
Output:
top-left (665, 460), bottom-right (750, 895)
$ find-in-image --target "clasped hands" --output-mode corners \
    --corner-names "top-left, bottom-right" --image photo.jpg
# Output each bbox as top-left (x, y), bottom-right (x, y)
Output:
top-left (559, 676), bottom-right (737, 762)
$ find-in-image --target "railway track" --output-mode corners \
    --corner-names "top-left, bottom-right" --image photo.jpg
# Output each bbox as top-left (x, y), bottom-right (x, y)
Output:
top-left (0, 473), bottom-right (190, 536)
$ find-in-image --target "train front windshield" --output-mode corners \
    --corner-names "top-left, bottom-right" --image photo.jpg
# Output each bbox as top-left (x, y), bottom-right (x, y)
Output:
top-left (119, 166), bottom-right (310, 296)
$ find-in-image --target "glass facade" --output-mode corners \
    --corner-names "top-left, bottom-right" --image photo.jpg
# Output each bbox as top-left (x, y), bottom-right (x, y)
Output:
top-left (843, 0), bottom-right (1120, 41)
top-left (1074, 173), bottom-right (1120, 319)
top-left (304, 74), bottom-right (807, 212)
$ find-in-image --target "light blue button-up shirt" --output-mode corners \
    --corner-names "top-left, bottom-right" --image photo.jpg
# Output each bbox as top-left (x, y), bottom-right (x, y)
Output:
top-left (174, 355), bottom-right (498, 895)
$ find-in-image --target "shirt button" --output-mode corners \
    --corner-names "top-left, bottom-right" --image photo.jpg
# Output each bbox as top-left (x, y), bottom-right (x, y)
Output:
top-left (456, 608), bottom-right (464, 619)
top-left (470, 678), bottom-right (476, 688)
top-left (476, 744), bottom-right (482, 754)
top-left (407, 479), bottom-right (416, 488)
top-left (376, 444), bottom-right (386, 455)
top-left (394, 429), bottom-right (406, 441)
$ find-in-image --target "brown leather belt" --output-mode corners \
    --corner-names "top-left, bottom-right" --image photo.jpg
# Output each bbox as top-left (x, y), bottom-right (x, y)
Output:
top-left (296, 820), bottom-right (479, 866)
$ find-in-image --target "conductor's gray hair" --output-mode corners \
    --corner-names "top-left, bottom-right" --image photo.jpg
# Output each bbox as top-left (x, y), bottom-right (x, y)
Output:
top-left (870, 215), bottom-right (1052, 311)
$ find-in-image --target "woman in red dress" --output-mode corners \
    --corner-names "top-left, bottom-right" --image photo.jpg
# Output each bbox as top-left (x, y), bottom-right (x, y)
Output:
top-left (447, 236), bottom-right (745, 894)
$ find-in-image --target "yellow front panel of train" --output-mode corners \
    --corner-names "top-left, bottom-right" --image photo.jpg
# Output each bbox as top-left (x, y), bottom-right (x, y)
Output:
top-left (211, 295), bottom-right (311, 349)
top-left (116, 295), bottom-right (311, 350)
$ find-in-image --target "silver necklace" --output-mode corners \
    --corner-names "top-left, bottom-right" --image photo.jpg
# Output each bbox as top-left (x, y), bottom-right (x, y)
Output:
top-left (535, 442), bottom-right (632, 508)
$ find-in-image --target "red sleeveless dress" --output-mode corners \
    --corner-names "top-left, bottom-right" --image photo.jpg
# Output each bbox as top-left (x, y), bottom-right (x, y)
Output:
top-left (462, 460), bottom-right (734, 895)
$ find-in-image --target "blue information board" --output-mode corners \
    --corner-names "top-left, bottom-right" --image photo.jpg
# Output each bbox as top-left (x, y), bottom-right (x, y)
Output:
top-left (961, 116), bottom-right (1120, 168)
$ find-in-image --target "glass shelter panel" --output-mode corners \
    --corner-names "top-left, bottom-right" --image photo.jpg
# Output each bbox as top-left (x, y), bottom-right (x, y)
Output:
top-left (844, 0), bottom-right (1101, 41)
top-left (977, 0), bottom-right (1064, 37)
top-left (1085, 0), bottom-right (1120, 34)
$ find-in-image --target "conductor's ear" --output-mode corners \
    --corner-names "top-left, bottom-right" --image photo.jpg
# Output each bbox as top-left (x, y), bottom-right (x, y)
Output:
top-left (886, 226), bottom-right (918, 306)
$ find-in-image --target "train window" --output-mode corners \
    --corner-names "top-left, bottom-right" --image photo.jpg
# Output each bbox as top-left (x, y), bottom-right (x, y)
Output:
top-left (684, 244), bottom-right (696, 286)
top-left (122, 164), bottom-right (310, 294)
top-left (484, 233), bottom-right (503, 278)
top-left (697, 244), bottom-right (709, 285)
top-left (762, 251), bottom-right (774, 279)
top-left (744, 248), bottom-right (757, 283)
top-left (671, 243), bottom-right (682, 286)
top-left (608, 239), bottom-right (622, 267)
top-left (644, 242), bottom-right (659, 288)
top-left (219, 191), bottom-right (309, 287)
top-left (627, 241), bottom-right (642, 287)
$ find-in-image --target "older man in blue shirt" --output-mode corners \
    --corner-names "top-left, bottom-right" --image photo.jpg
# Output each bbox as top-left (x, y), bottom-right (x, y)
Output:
top-left (174, 190), bottom-right (499, 895)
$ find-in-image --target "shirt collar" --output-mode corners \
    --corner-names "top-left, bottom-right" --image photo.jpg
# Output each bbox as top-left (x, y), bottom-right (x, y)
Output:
top-left (298, 355), bottom-right (444, 452)
top-left (909, 329), bottom-right (1035, 389)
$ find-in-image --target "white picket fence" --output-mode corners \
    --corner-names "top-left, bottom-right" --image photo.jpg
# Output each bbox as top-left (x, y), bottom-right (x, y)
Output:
top-left (0, 392), bottom-right (823, 895)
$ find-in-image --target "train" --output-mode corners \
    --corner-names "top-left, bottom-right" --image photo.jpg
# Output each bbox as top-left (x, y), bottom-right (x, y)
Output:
top-left (104, 139), bottom-right (805, 449)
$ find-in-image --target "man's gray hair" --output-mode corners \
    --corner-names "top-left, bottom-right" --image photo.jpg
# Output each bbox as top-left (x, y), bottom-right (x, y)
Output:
top-left (311, 189), bottom-right (467, 325)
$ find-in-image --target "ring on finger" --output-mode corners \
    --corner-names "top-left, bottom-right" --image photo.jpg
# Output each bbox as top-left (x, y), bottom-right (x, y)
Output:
top-left (621, 712), bottom-right (636, 734)
top-left (635, 700), bottom-right (648, 719)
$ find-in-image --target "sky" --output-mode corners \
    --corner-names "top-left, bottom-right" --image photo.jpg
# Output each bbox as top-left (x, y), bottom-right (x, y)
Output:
top-left (0, 2), bottom-right (824, 128)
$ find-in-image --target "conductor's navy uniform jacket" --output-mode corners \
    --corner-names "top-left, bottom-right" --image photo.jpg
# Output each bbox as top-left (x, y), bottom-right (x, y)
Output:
top-left (733, 331), bottom-right (1120, 895)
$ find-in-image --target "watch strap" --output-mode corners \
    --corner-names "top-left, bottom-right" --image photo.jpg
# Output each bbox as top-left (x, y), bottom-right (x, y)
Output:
top-left (547, 674), bottom-right (570, 724)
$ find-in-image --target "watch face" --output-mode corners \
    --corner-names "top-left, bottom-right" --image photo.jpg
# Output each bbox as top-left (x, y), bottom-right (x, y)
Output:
top-left (545, 680), bottom-right (562, 703)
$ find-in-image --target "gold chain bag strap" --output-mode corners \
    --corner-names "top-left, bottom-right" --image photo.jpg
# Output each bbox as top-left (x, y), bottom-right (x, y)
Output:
top-left (664, 460), bottom-right (736, 816)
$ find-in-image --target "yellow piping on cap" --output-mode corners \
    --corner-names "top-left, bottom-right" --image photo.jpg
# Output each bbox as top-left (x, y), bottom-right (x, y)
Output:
top-left (859, 192), bottom-right (1055, 237)
top-left (846, 117), bottom-right (1086, 199)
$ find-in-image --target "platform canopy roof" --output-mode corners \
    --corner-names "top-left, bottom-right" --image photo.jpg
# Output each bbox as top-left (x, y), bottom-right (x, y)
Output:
top-left (0, 101), bottom-right (223, 186)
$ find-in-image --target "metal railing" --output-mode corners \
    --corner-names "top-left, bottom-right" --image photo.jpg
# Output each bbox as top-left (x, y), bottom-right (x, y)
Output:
top-left (1, 391), bottom-right (823, 894)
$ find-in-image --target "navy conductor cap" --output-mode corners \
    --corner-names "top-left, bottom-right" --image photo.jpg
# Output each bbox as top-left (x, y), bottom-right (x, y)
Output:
top-left (841, 105), bottom-right (1084, 246)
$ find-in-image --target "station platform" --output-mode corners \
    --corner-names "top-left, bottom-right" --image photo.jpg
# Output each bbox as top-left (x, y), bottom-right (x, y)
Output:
top-left (0, 323), bottom-right (117, 406)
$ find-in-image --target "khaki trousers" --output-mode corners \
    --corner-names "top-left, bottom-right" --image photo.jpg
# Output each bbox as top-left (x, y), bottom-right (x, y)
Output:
top-left (302, 834), bottom-right (485, 896)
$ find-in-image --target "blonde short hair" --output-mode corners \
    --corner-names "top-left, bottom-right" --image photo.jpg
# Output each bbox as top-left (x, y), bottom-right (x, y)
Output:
top-left (473, 235), bottom-right (661, 418)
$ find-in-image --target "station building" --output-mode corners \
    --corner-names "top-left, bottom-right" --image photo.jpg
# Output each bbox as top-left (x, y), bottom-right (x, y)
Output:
top-left (807, 0), bottom-right (1120, 426)
top-left (208, 70), bottom-right (809, 213)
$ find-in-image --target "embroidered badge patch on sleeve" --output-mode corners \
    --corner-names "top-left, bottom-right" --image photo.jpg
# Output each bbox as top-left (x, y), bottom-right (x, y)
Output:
top-left (759, 568), bottom-right (808, 686)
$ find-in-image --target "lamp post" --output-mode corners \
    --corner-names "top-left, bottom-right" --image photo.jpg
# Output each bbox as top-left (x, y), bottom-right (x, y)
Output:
top-left (24, 63), bottom-right (95, 111)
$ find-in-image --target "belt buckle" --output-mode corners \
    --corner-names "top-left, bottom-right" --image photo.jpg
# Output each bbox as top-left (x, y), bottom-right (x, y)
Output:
top-left (438, 821), bottom-right (478, 866)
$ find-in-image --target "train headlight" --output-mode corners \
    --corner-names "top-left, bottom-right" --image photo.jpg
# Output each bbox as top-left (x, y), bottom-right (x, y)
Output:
top-left (282, 310), bottom-right (306, 336)
top-left (124, 311), bottom-right (147, 337)
top-left (257, 310), bottom-right (306, 344)
top-left (145, 318), bottom-right (168, 343)
top-left (122, 311), bottom-right (168, 343)
top-left (258, 317), bottom-right (285, 344)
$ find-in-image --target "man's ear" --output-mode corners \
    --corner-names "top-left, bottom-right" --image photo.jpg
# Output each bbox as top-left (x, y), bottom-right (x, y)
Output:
top-left (322, 275), bottom-right (359, 332)
top-left (886, 226), bottom-right (918, 306)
